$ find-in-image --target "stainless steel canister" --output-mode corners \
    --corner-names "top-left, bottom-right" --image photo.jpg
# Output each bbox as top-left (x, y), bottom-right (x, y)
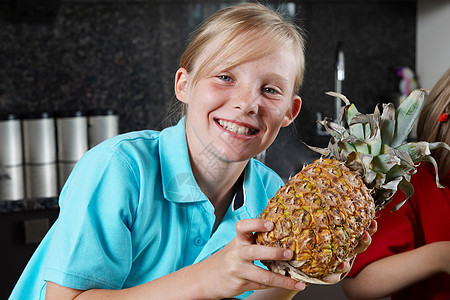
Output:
top-left (88, 109), bottom-right (119, 148)
top-left (56, 110), bottom-right (88, 190)
top-left (57, 161), bottom-right (77, 191)
top-left (24, 163), bottom-right (58, 199)
top-left (0, 166), bottom-right (25, 200)
top-left (22, 112), bottom-right (58, 199)
top-left (0, 113), bottom-right (23, 166)
top-left (23, 112), bottom-right (57, 164)
top-left (0, 113), bottom-right (25, 200)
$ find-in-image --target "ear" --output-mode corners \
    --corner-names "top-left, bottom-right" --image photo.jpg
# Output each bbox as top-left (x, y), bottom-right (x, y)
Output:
top-left (174, 67), bottom-right (189, 103)
top-left (281, 95), bottom-right (302, 127)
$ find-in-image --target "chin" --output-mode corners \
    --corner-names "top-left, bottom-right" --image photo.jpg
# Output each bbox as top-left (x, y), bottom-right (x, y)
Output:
top-left (227, 151), bottom-right (260, 163)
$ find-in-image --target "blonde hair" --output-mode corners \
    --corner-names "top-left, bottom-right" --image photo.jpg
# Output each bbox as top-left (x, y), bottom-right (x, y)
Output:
top-left (180, 3), bottom-right (306, 95)
top-left (416, 68), bottom-right (450, 178)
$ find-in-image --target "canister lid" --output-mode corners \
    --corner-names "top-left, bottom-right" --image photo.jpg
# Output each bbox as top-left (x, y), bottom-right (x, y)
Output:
top-left (0, 112), bottom-right (20, 120)
top-left (88, 108), bottom-right (117, 116)
top-left (56, 110), bottom-right (86, 118)
top-left (22, 111), bottom-right (54, 119)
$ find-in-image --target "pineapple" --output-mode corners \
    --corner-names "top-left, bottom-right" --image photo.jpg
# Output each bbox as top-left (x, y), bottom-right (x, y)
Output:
top-left (255, 89), bottom-right (450, 284)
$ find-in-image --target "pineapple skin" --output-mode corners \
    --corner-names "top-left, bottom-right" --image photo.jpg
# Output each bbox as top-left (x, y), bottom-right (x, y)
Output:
top-left (255, 158), bottom-right (375, 281)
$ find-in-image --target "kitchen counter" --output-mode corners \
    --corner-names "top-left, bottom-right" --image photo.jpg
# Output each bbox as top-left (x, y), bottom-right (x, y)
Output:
top-left (0, 200), bottom-right (59, 298)
top-left (0, 197), bottom-right (59, 213)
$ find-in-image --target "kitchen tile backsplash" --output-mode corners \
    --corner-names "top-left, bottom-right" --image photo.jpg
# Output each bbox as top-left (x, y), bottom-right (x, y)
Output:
top-left (0, 0), bottom-right (416, 179)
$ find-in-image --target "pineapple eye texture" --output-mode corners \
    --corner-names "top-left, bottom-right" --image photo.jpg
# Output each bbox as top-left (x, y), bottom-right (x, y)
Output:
top-left (255, 158), bottom-right (375, 283)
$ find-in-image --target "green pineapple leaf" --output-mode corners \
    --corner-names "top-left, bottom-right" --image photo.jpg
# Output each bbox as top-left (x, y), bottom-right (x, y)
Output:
top-left (371, 153), bottom-right (401, 174)
top-left (391, 89), bottom-right (428, 148)
top-left (392, 179), bottom-right (415, 211)
top-left (326, 91), bottom-right (366, 141)
top-left (380, 103), bottom-right (396, 145)
top-left (346, 107), bottom-right (366, 141)
top-left (396, 141), bottom-right (450, 163)
top-left (317, 118), bottom-right (346, 139)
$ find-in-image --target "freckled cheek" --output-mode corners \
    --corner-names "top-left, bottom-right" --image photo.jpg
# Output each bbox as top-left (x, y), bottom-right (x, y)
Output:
top-left (203, 88), bottom-right (229, 106)
top-left (190, 90), bottom-right (224, 112)
top-left (263, 106), bottom-right (288, 123)
top-left (262, 99), bottom-right (290, 113)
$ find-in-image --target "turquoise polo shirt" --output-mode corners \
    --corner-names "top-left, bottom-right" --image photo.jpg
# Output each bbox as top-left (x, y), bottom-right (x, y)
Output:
top-left (10, 118), bottom-right (283, 299)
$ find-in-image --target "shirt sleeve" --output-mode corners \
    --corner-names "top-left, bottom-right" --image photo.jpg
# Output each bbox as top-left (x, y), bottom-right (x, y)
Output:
top-left (347, 197), bottom-right (415, 277)
top-left (43, 147), bottom-right (139, 290)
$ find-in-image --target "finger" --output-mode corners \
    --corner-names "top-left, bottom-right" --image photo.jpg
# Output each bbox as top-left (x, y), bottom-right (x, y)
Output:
top-left (322, 272), bottom-right (342, 284)
top-left (235, 219), bottom-right (273, 242)
top-left (323, 260), bottom-right (351, 284)
top-left (368, 219), bottom-right (377, 236)
top-left (354, 231), bottom-right (372, 254)
top-left (239, 266), bottom-right (306, 291)
top-left (335, 260), bottom-right (351, 274)
top-left (241, 244), bottom-right (294, 262)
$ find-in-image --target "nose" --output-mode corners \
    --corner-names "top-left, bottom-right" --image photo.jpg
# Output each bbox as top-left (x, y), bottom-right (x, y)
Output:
top-left (232, 86), bottom-right (259, 115)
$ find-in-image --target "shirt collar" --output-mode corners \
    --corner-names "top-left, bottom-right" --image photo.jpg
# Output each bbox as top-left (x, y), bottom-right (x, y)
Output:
top-left (159, 117), bottom-right (208, 204)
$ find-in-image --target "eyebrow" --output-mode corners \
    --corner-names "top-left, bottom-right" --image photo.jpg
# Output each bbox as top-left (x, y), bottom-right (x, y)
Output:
top-left (259, 73), bottom-right (291, 91)
top-left (263, 73), bottom-right (289, 83)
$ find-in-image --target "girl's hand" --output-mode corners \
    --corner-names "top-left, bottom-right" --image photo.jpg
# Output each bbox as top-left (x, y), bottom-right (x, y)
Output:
top-left (197, 219), bottom-right (305, 299)
top-left (323, 219), bottom-right (377, 284)
top-left (351, 219), bottom-right (377, 256)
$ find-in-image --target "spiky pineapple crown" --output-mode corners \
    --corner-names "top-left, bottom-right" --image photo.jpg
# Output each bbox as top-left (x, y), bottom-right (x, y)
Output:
top-left (308, 89), bottom-right (450, 210)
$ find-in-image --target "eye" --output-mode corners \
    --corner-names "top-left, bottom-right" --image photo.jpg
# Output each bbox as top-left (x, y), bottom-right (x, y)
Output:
top-left (262, 87), bottom-right (279, 95)
top-left (218, 75), bottom-right (233, 82)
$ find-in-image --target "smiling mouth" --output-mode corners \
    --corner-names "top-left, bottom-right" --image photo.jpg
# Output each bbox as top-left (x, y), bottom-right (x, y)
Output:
top-left (217, 119), bottom-right (257, 135)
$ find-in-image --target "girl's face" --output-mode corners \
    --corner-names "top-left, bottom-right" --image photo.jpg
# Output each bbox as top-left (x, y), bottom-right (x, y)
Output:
top-left (175, 44), bottom-right (302, 164)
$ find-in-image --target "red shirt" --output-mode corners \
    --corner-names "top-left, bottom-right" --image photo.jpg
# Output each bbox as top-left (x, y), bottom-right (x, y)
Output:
top-left (347, 163), bottom-right (450, 300)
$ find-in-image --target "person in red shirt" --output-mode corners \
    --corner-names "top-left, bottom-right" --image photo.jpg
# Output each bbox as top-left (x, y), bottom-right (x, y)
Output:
top-left (342, 68), bottom-right (450, 300)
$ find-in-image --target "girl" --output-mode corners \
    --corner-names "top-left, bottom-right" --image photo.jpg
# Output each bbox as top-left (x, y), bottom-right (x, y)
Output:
top-left (11, 3), bottom-right (373, 299)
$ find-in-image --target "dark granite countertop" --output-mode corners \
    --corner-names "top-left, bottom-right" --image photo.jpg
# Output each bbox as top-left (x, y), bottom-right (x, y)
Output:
top-left (0, 198), bottom-right (59, 213)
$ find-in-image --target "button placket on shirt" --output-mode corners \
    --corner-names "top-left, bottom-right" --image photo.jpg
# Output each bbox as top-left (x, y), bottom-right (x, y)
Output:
top-left (184, 202), bottom-right (215, 265)
top-left (194, 236), bottom-right (205, 246)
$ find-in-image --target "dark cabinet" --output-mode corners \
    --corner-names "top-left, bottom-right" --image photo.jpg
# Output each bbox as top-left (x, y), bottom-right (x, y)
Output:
top-left (0, 208), bottom-right (59, 298)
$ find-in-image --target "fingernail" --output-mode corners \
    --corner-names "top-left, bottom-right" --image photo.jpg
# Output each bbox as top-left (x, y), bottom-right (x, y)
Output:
top-left (284, 250), bottom-right (293, 259)
top-left (295, 282), bottom-right (305, 290)
top-left (264, 221), bottom-right (273, 230)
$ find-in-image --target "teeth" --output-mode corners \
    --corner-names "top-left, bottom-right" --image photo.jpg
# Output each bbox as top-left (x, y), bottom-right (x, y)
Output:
top-left (218, 120), bottom-right (255, 135)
